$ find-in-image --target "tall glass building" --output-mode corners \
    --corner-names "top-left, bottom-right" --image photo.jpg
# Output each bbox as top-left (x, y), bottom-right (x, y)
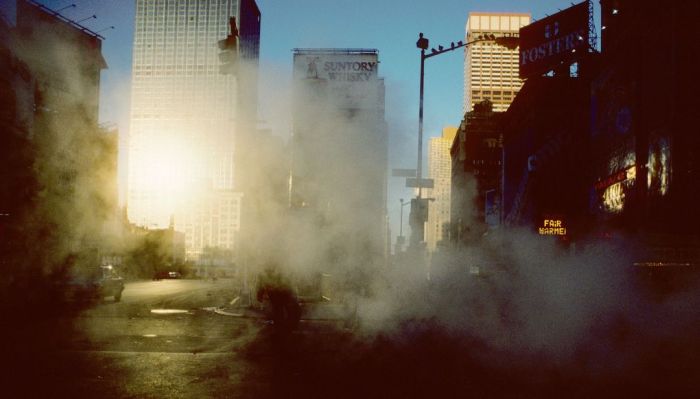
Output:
top-left (127, 0), bottom-right (260, 259)
top-left (463, 13), bottom-right (530, 113)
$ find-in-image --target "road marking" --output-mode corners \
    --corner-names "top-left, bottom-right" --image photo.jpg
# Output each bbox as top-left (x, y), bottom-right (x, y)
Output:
top-left (150, 309), bottom-right (191, 315)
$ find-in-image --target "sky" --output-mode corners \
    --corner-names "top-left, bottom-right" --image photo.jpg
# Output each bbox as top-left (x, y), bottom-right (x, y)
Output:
top-left (1, 0), bottom-right (599, 246)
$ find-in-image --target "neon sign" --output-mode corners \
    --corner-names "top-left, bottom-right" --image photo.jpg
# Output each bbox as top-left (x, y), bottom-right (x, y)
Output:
top-left (539, 219), bottom-right (566, 235)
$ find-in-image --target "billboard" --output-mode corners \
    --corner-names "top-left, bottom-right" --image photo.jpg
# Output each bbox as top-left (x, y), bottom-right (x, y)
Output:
top-left (519, 1), bottom-right (589, 79)
top-left (293, 50), bottom-right (380, 109)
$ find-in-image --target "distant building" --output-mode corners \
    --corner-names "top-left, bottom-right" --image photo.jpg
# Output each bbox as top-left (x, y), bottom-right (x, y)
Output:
top-left (290, 48), bottom-right (388, 272)
top-left (426, 127), bottom-right (457, 252)
top-left (126, 0), bottom-right (260, 260)
top-left (464, 12), bottom-right (530, 113)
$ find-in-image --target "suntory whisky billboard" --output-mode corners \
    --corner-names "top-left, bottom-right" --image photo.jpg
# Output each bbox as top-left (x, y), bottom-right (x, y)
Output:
top-left (293, 49), bottom-right (380, 110)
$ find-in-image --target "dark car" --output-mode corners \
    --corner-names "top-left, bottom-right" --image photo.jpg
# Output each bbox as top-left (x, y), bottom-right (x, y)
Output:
top-left (98, 265), bottom-right (125, 302)
top-left (65, 265), bottom-right (124, 303)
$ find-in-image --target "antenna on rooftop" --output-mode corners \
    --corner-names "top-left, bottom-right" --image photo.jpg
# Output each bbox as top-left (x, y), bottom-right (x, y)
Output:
top-left (57, 4), bottom-right (76, 13)
top-left (95, 26), bottom-right (114, 33)
top-left (76, 14), bottom-right (96, 24)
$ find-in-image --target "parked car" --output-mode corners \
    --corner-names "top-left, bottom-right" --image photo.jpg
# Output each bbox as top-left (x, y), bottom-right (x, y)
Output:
top-left (168, 271), bottom-right (182, 279)
top-left (98, 265), bottom-right (125, 301)
top-left (64, 265), bottom-right (124, 303)
top-left (153, 270), bottom-right (182, 280)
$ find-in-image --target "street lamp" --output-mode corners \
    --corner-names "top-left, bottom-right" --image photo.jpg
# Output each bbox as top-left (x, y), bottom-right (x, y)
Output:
top-left (410, 32), bottom-right (518, 248)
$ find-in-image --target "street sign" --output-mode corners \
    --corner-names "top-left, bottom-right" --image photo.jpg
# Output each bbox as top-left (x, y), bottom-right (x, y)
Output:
top-left (392, 168), bottom-right (417, 177)
top-left (406, 178), bottom-right (434, 189)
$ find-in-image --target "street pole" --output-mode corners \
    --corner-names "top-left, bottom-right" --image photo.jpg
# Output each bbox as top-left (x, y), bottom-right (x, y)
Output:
top-left (408, 33), bottom-right (430, 250)
top-left (417, 48), bottom-right (425, 200)
top-left (408, 32), bottom-right (518, 248)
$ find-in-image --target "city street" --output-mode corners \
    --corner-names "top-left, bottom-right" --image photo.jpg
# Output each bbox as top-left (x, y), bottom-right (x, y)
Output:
top-left (4, 275), bottom-right (700, 398)
top-left (2, 2), bottom-right (700, 397)
top-left (6, 278), bottom-right (370, 398)
top-left (6, 279), bottom-right (269, 398)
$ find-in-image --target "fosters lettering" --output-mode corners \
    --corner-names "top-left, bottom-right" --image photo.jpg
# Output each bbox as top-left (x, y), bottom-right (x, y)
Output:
top-left (520, 30), bottom-right (585, 67)
top-left (323, 61), bottom-right (377, 81)
top-left (518, 1), bottom-right (589, 79)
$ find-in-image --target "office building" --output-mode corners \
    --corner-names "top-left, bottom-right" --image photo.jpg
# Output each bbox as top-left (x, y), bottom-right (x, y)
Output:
top-left (127, 0), bottom-right (260, 259)
top-left (426, 127), bottom-right (457, 253)
top-left (464, 12), bottom-right (530, 113)
top-left (290, 48), bottom-right (388, 272)
top-left (451, 100), bottom-right (504, 244)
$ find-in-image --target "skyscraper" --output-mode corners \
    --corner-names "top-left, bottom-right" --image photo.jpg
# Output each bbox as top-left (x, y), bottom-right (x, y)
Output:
top-left (127, 0), bottom-right (260, 259)
top-left (426, 127), bottom-right (457, 253)
top-left (464, 13), bottom-right (530, 113)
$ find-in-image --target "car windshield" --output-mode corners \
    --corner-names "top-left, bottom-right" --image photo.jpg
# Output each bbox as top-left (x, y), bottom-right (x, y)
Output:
top-left (101, 266), bottom-right (118, 278)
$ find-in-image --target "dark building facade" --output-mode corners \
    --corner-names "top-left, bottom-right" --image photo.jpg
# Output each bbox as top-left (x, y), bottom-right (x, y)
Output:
top-left (1, 0), bottom-right (113, 308)
top-left (498, 0), bottom-right (700, 263)
top-left (590, 0), bottom-right (700, 263)
top-left (15, 0), bottom-right (106, 125)
top-left (237, 0), bottom-right (261, 127)
top-left (450, 99), bottom-right (503, 245)
top-left (502, 76), bottom-right (590, 240)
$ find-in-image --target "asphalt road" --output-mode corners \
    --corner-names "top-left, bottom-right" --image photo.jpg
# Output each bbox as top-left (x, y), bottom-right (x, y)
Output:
top-left (6, 279), bottom-right (266, 398)
top-left (6, 278), bottom-right (363, 399)
top-left (6, 277), bottom-right (700, 398)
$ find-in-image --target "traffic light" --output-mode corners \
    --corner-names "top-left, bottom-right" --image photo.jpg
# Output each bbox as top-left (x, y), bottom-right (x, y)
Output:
top-left (218, 17), bottom-right (238, 75)
top-left (416, 32), bottom-right (429, 50)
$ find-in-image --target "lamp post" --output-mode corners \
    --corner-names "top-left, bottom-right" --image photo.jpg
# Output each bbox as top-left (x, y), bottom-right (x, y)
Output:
top-left (409, 32), bottom-right (518, 248)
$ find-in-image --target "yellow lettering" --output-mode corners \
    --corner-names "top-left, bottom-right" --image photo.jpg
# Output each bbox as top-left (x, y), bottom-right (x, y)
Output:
top-left (539, 226), bottom-right (567, 235)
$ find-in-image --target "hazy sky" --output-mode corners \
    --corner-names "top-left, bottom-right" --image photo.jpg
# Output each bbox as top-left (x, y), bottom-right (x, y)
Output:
top-left (1, 0), bottom-right (598, 243)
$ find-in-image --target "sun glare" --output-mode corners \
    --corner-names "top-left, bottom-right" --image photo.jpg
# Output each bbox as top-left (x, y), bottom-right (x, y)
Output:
top-left (130, 133), bottom-right (206, 223)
